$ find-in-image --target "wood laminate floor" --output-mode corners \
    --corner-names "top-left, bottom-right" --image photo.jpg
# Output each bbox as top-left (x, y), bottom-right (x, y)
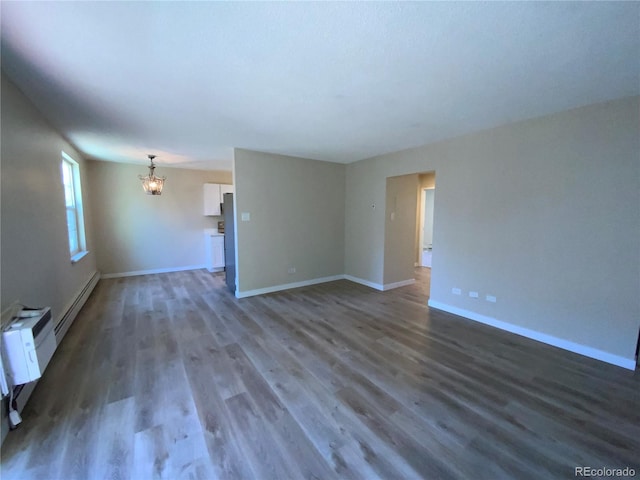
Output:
top-left (2, 268), bottom-right (639, 479)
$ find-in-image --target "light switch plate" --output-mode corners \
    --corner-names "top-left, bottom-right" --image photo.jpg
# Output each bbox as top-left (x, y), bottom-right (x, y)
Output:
top-left (241, 212), bottom-right (250, 221)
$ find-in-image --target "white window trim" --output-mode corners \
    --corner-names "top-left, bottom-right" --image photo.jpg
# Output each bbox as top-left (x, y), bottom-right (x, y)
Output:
top-left (61, 152), bottom-right (88, 263)
top-left (71, 251), bottom-right (89, 264)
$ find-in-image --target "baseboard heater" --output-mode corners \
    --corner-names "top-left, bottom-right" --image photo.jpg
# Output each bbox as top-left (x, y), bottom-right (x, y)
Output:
top-left (54, 271), bottom-right (100, 341)
top-left (1, 272), bottom-right (101, 445)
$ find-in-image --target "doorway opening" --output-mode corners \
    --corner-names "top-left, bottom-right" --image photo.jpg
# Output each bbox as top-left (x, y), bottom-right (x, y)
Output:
top-left (381, 171), bottom-right (436, 300)
top-left (418, 187), bottom-right (435, 267)
top-left (415, 172), bottom-right (436, 297)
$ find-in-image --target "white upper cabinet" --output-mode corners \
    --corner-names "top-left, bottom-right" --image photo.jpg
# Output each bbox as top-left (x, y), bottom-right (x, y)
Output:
top-left (203, 183), bottom-right (233, 216)
top-left (203, 183), bottom-right (221, 216)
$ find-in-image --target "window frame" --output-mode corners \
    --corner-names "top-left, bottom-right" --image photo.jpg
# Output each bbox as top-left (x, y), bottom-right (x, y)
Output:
top-left (61, 152), bottom-right (88, 263)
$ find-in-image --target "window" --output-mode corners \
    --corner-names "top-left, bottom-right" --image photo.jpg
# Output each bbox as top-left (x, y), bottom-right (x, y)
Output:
top-left (61, 152), bottom-right (87, 262)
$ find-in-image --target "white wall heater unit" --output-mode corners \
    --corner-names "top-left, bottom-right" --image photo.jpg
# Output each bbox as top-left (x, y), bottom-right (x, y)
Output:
top-left (2, 308), bottom-right (57, 385)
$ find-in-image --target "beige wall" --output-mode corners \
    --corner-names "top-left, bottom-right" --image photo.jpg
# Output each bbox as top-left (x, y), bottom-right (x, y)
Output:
top-left (344, 159), bottom-right (387, 283)
top-left (86, 161), bottom-right (231, 275)
top-left (1, 74), bottom-right (98, 321)
top-left (419, 172), bottom-right (435, 189)
top-left (345, 96), bottom-right (640, 362)
top-left (384, 174), bottom-right (419, 285)
top-left (234, 149), bottom-right (345, 293)
top-left (1, 74), bottom-right (99, 440)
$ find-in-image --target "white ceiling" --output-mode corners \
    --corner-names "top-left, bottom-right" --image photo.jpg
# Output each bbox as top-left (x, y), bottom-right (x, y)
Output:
top-left (1, 2), bottom-right (638, 171)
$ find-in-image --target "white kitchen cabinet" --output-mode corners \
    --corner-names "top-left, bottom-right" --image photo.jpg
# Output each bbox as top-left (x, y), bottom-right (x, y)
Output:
top-left (204, 184), bottom-right (221, 216)
top-left (203, 183), bottom-right (234, 216)
top-left (210, 235), bottom-right (225, 270)
top-left (204, 229), bottom-right (225, 272)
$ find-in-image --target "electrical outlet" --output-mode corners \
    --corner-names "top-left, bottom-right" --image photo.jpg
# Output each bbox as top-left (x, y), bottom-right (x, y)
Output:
top-left (287, 267), bottom-right (296, 274)
top-left (469, 291), bottom-right (479, 298)
top-left (486, 295), bottom-right (497, 303)
top-left (452, 288), bottom-right (461, 295)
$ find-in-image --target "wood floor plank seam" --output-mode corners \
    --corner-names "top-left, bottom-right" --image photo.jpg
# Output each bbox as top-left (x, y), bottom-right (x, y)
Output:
top-left (2, 268), bottom-right (639, 480)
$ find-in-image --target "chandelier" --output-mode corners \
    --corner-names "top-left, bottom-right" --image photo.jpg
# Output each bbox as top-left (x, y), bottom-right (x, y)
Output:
top-left (138, 154), bottom-right (166, 195)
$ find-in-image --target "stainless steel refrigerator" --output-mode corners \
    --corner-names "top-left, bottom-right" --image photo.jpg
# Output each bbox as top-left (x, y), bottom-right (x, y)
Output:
top-left (223, 193), bottom-right (236, 293)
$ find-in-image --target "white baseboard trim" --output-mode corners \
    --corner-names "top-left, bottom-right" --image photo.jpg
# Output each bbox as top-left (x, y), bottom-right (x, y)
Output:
top-left (236, 275), bottom-right (345, 299)
top-left (101, 264), bottom-right (206, 279)
top-left (237, 274), bottom-right (418, 298)
top-left (55, 270), bottom-right (100, 342)
top-left (343, 275), bottom-right (384, 291)
top-left (427, 300), bottom-right (636, 371)
top-left (343, 275), bottom-right (416, 292)
top-left (383, 278), bottom-right (416, 291)
top-left (206, 267), bottom-right (224, 273)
